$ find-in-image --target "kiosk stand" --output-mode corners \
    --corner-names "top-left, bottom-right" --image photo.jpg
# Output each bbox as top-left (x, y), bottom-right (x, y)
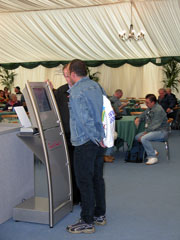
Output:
top-left (13, 81), bottom-right (73, 228)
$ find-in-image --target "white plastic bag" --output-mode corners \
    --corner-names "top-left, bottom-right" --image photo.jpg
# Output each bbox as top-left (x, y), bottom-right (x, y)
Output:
top-left (102, 95), bottom-right (115, 147)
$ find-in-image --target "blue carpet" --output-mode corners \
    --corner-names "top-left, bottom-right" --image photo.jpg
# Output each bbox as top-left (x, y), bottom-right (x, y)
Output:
top-left (0, 131), bottom-right (180, 240)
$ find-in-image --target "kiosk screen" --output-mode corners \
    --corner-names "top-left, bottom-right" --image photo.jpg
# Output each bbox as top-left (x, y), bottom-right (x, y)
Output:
top-left (33, 88), bottom-right (51, 112)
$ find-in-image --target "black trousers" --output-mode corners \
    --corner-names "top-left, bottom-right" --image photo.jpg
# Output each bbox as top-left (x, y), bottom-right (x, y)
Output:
top-left (66, 135), bottom-right (81, 204)
top-left (74, 141), bottom-right (106, 224)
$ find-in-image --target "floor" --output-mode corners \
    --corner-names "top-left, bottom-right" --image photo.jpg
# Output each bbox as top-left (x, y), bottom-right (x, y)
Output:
top-left (0, 130), bottom-right (180, 240)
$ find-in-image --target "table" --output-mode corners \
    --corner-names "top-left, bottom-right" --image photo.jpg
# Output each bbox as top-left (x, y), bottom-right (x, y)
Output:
top-left (116, 116), bottom-right (145, 149)
top-left (0, 123), bottom-right (34, 223)
top-left (0, 111), bottom-right (19, 123)
top-left (125, 106), bottom-right (144, 115)
top-left (0, 111), bottom-right (17, 115)
top-left (0, 103), bottom-right (6, 110)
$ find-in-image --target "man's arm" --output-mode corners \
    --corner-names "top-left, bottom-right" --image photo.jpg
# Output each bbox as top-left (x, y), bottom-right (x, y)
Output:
top-left (119, 102), bottom-right (128, 110)
top-left (167, 94), bottom-right (177, 111)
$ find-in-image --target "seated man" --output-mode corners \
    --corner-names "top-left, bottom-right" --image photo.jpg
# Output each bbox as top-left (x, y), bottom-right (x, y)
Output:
top-left (135, 94), bottom-right (168, 165)
top-left (109, 89), bottom-right (128, 117)
top-left (158, 88), bottom-right (176, 119)
top-left (104, 89), bottom-right (126, 162)
top-left (166, 88), bottom-right (177, 105)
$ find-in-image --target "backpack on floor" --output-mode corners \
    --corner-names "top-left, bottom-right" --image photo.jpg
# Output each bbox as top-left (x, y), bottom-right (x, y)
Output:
top-left (125, 140), bottom-right (146, 163)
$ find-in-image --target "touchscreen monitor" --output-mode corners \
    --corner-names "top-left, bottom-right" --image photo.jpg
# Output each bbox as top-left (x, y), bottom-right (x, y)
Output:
top-left (33, 88), bottom-right (51, 112)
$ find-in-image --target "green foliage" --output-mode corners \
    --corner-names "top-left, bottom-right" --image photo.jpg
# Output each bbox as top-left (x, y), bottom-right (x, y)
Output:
top-left (0, 67), bottom-right (17, 92)
top-left (162, 60), bottom-right (180, 92)
top-left (87, 67), bottom-right (100, 82)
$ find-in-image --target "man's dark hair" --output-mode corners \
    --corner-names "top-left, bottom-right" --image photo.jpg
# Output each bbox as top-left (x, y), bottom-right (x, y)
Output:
top-left (69, 59), bottom-right (87, 77)
top-left (145, 94), bottom-right (157, 103)
top-left (15, 86), bottom-right (20, 90)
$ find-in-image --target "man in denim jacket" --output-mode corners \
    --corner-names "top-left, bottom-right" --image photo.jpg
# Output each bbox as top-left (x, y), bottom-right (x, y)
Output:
top-left (66, 59), bottom-right (106, 234)
top-left (135, 94), bottom-right (168, 165)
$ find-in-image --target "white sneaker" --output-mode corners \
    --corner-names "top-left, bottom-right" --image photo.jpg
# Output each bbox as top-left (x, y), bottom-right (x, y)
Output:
top-left (146, 157), bottom-right (158, 165)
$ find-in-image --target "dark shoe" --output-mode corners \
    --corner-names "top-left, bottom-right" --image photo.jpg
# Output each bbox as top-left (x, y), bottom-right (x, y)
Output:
top-left (67, 219), bottom-right (95, 234)
top-left (104, 155), bottom-right (114, 163)
top-left (94, 215), bottom-right (106, 225)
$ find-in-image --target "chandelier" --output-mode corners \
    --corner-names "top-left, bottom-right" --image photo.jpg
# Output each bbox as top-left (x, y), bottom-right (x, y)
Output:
top-left (119, 1), bottom-right (145, 41)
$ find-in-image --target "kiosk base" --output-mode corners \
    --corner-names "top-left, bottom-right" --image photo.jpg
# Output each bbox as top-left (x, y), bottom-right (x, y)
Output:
top-left (13, 197), bottom-right (72, 227)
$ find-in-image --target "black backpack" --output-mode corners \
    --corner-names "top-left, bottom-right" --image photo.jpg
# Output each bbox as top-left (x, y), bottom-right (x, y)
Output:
top-left (125, 140), bottom-right (146, 163)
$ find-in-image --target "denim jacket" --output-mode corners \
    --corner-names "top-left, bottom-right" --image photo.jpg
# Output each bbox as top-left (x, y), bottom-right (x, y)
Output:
top-left (68, 77), bottom-right (105, 146)
top-left (139, 103), bottom-right (168, 132)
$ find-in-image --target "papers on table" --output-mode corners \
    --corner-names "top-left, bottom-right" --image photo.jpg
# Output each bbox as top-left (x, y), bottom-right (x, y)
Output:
top-left (14, 106), bottom-right (34, 133)
top-left (140, 103), bottom-right (147, 109)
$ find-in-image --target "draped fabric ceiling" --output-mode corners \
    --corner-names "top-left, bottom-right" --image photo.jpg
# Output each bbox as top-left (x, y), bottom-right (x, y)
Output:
top-left (0, 0), bottom-right (180, 99)
top-left (0, 0), bottom-right (179, 65)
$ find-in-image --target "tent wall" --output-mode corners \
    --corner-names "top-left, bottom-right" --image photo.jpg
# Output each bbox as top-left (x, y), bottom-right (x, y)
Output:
top-left (2, 62), bottom-right (176, 99)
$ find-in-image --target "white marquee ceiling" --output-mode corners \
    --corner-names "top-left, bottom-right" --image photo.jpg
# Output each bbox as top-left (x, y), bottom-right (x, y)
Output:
top-left (0, 0), bottom-right (154, 13)
top-left (0, 0), bottom-right (179, 63)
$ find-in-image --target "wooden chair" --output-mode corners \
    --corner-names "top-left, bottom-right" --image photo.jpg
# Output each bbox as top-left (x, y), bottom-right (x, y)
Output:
top-left (130, 112), bottom-right (142, 116)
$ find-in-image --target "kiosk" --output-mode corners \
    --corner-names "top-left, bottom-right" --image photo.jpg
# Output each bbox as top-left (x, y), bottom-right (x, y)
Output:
top-left (13, 81), bottom-right (73, 227)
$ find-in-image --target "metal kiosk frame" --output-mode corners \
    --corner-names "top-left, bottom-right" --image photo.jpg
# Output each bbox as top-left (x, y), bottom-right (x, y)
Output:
top-left (13, 81), bottom-right (73, 228)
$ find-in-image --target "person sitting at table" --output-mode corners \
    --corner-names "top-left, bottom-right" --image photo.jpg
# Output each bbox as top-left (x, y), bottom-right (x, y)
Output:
top-left (158, 88), bottom-right (176, 119)
top-left (109, 89), bottom-right (128, 117)
top-left (0, 90), bottom-right (8, 103)
top-left (166, 88), bottom-right (177, 105)
top-left (4, 87), bottom-right (10, 99)
top-left (3, 93), bottom-right (22, 111)
top-left (14, 86), bottom-right (28, 111)
top-left (134, 94), bottom-right (168, 165)
top-left (14, 86), bottom-right (25, 102)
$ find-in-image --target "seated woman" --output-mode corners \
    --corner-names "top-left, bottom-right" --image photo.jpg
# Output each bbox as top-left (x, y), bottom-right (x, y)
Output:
top-left (3, 93), bottom-right (22, 111)
top-left (0, 90), bottom-right (8, 103)
top-left (4, 87), bottom-right (10, 99)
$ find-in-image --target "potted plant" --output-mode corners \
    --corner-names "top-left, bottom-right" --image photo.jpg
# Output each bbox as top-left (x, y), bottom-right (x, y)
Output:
top-left (162, 60), bottom-right (180, 92)
top-left (87, 67), bottom-right (100, 82)
top-left (0, 67), bottom-right (17, 92)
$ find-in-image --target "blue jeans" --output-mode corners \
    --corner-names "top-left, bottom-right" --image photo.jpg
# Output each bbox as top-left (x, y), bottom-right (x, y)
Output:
top-left (135, 131), bottom-right (168, 158)
top-left (74, 141), bottom-right (106, 224)
top-left (105, 146), bottom-right (114, 156)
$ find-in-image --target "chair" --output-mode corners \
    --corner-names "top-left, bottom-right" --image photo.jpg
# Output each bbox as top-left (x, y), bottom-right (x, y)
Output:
top-left (143, 138), bottom-right (170, 162)
top-left (130, 112), bottom-right (142, 116)
top-left (143, 119), bottom-right (172, 162)
top-left (156, 138), bottom-right (169, 161)
top-left (167, 118), bottom-right (173, 133)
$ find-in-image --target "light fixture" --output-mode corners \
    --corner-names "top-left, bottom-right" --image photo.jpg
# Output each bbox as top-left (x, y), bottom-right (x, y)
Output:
top-left (119, 1), bottom-right (145, 41)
